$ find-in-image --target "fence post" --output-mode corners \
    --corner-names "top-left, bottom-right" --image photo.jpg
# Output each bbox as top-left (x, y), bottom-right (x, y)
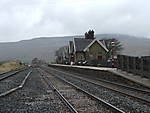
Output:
top-left (120, 55), bottom-right (123, 70)
top-left (149, 60), bottom-right (150, 79)
top-left (140, 58), bottom-right (143, 77)
top-left (126, 56), bottom-right (129, 72)
top-left (122, 55), bottom-right (125, 71)
top-left (132, 57), bottom-right (136, 74)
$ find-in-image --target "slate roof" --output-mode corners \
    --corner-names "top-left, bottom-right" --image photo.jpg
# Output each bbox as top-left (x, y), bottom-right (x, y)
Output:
top-left (74, 38), bottom-right (93, 52)
top-left (69, 38), bottom-right (108, 53)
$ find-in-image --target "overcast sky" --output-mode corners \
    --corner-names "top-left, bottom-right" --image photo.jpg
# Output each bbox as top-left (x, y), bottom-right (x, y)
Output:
top-left (0, 0), bottom-right (150, 42)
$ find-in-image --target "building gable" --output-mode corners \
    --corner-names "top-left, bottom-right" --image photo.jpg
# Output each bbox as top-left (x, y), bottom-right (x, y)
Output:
top-left (83, 39), bottom-right (108, 52)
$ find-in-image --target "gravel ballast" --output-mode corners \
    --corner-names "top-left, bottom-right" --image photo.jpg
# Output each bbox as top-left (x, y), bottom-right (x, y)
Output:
top-left (0, 68), bottom-right (70, 113)
top-left (44, 67), bottom-right (150, 113)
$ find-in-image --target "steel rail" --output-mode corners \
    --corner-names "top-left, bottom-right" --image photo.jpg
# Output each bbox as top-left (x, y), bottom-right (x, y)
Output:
top-left (38, 69), bottom-right (78, 113)
top-left (58, 70), bottom-right (150, 93)
top-left (0, 67), bottom-right (27, 75)
top-left (48, 68), bottom-right (150, 105)
top-left (96, 78), bottom-right (150, 93)
top-left (41, 68), bottom-right (125, 113)
top-left (0, 68), bottom-right (28, 81)
top-left (0, 71), bottom-right (32, 98)
top-left (0, 70), bottom-right (12, 75)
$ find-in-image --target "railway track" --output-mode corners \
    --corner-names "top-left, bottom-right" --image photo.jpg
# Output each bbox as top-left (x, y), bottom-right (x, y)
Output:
top-left (0, 70), bottom-right (12, 75)
top-left (0, 68), bottom-right (27, 81)
top-left (38, 69), bottom-right (78, 113)
top-left (41, 66), bottom-right (150, 113)
top-left (59, 69), bottom-right (150, 92)
top-left (48, 67), bottom-right (150, 105)
top-left (0, 69), bottom-right (32, 97)
top-left (96, 78), bottom-right (150, 93)
top-left (38, 68), bottom-right (125, 113)
top-left (0, 68), bottom-right (70, 113)
top-left (0, 68), bottom-right (22, 75)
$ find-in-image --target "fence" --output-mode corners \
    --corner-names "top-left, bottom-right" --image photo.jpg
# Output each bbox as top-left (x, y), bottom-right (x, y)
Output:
top-left (117, 55), bottom-right (150, 79)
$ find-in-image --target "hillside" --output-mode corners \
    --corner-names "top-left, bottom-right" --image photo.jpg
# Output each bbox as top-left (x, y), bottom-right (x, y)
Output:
top-left (96, 34), bottom-right (150, 56)
top-left (0, 34), bottom-right (150, 63)
top-left (0, 37), bottom-right (72, 63)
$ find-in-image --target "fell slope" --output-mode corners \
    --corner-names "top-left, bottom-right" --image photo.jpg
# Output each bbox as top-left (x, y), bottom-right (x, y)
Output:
top-left (0, 34), bottom-right (149, 63)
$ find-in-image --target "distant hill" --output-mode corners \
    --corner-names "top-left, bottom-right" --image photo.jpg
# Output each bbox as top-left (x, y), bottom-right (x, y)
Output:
top-left (0, 34), bottom-right (150, 63)
top-left (96, 34), bottom-right (150, 56)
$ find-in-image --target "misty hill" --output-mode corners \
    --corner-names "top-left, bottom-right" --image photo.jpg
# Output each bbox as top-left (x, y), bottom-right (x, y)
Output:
top-left (0, 34), bottom-right (150, 63)
top-left (96, 34), bottom-right (150, 56)
top-left (0, 37), bottom-right (72, 63)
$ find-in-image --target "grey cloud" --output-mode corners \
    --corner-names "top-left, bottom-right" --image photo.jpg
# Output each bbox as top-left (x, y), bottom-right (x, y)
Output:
top-left (0, 0), bottom-right (150, 42)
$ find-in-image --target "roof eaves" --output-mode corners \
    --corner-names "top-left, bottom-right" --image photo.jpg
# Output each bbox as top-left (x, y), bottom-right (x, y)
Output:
top-left (83, 39), bottom-right (109, 52)
top-left (73, 38), bottom-right (76, 53)
top-left (83, 39), bottom-right (96, 52)
top-left (97, 39), bottom-right (109, 52)
top-left (68, 41), bottom-right (71, 54)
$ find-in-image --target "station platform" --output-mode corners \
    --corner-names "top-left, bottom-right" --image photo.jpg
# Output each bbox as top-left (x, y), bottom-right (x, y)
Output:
top-left (52, 64), bottom-right (150, 88)
top-left (110, 69), bottom-right (150, 88)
